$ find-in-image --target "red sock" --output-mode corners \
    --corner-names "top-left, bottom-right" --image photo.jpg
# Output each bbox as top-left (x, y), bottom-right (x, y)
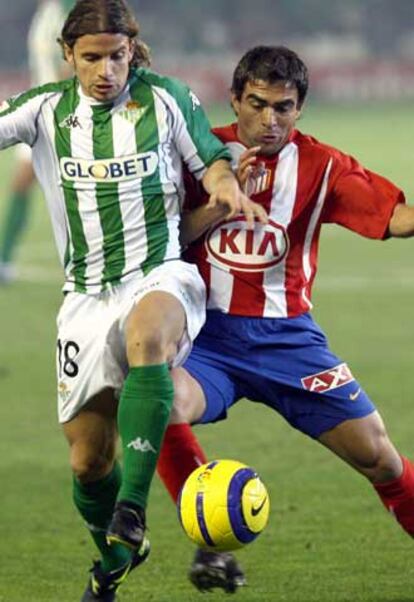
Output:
top-left (374, 456), bottom-right (414, 536)
top-left (157, 423), bottom-right (208, 503)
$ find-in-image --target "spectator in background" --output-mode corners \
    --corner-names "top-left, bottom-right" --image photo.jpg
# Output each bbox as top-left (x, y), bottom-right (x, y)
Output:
top-left (0, 0), bottom-right (72, 284)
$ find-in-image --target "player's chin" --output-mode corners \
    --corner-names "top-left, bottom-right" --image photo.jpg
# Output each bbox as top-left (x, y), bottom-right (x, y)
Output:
top-left (258, 134), bottom-right (287, 156)
top-left (91, 85), bottom-right (119, 102)
top-left (259, 142), bottom-right (282, 156)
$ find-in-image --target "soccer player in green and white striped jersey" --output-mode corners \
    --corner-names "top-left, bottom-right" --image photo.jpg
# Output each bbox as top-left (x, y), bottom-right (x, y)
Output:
top-left (0, 0), bottom-right (267, 599)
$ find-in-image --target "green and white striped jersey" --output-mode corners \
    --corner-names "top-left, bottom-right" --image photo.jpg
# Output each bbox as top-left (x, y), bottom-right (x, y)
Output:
top-left (0, 68), bottom-right (230, 293)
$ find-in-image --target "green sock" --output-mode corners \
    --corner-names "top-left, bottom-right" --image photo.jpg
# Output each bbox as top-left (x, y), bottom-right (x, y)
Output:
top-left (117, 364), bottom-right (174, 508)
top-left (73, 462), bottom-right (131, 572)
top-left (0, 191), bottom-right (31, 262)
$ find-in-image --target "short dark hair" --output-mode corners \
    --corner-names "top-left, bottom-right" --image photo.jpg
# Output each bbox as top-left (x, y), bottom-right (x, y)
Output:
top-left (59, 0), bottom-right (150, 68)
top-left (231, 46), bottom-right (309, 107)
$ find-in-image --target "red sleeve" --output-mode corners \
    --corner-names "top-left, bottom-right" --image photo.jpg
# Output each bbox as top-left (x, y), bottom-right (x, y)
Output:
top-left (322, 151), bottom-right (405, 239)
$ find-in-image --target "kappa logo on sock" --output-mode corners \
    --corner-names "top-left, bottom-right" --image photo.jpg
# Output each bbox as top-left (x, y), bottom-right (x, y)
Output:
top-left (127, 437), bottom-right (157, 453)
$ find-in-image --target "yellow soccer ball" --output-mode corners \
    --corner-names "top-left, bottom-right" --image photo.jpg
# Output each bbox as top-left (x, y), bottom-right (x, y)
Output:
top-left (177, 459), bottom-right (270, 551)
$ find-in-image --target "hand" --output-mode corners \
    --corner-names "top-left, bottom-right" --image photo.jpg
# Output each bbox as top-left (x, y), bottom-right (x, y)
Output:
top-left (237, 146), bottom-right (262, 192)
top-left (206, 175), bottom-right (268, 229)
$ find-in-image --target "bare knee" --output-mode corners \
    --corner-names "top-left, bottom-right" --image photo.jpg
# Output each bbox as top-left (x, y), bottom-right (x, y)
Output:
top-left (320, 413), bottom-right (402, 483)
top-left (356, 430), bottom-right (400, 482)
top-left (127, 328), bottom-right (171, 365)
top-left (63, 393), bottom-right (118, 483)
top-left (169, 367), bottom-right (206, 424)
top-left (169, 396), bottom-right (194, 424)
top-left (125, 292), bottom-right (186, 366)
top-left (70, 440), bottom-right (115, 483)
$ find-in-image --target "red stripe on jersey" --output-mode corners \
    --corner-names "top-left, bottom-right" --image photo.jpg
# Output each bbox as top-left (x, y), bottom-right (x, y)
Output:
top-left (227, 155), bottom-right (277, 314)
top-left (284, 146), bottom-right (332, 315)
top-left (228, 269), bottom-right (265, 314)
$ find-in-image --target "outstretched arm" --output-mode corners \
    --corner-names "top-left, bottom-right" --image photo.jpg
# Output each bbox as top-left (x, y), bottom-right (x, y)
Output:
top-left (202, 159), bottom-right (268, 226)
top-left (388, 203), bottom-right (414, 238)
top-left (180, 204), bottom-right (228, 247)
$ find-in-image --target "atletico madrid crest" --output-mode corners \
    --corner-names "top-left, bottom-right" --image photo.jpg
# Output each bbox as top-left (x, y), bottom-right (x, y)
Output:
top-left (244, 162), bottom-right (272, 196)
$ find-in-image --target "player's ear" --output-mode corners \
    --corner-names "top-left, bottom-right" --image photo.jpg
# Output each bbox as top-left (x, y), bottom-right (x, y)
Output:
top-left (128, 39), bottom-right (135, 63)
top-left (230, 93), bottom-right (240, 116)
top-left (295, 102), bottom-right (304, 121)
top-left (63, 43), bottom-right (74, 66)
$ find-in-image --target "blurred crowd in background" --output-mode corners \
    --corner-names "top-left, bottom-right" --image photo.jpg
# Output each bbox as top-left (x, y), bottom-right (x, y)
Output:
top-left (2, 0), bottom-right (414, 103)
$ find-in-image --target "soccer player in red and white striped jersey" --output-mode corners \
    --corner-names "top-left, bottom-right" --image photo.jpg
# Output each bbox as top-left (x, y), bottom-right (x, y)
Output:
top-left (158, 46), bottom-right (414, 593)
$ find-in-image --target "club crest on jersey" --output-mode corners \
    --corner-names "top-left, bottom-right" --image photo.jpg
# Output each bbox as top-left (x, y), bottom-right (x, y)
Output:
top-left (205, 216), bottom-right (289, 272)
top-left (245, 165), bottom-right (272, 195)
top-left (119, 100), bottom-right (148, 124)
top-left (301, 363), bottom-right (354, 393)
top-left (60, 151), bottom-right (158, 183)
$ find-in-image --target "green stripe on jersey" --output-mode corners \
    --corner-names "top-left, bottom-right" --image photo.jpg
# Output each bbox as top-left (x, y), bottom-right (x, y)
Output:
top-left (54, 84), bottom-right (88, 292)
top-left (92, 104), bottom-right (125, 286)
top-left (1, 80), bottom-right (72, 117)
top-left (129, 78), bottom-right (169, 276)
top-left (136, 68), bottom-right (231, 168)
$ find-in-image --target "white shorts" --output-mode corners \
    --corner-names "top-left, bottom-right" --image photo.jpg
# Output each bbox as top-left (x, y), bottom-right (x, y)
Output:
top-left (56, 260), bottom-right (206, 423)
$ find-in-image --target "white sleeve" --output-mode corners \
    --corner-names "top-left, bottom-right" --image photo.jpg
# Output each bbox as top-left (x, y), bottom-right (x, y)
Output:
top-left (0, 93), bottom-right (46, 150)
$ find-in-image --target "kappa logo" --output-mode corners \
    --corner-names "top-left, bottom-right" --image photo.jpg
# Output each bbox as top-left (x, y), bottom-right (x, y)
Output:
top-left (301, 363), bottom-right (354, 393)
top-left (119, 100), bottom-right (148, 124)
top-left (127, 437), bottom-right (157, 453)
top-left (0, 100), bottom-right (10, 113)
top-left (59, 113), bottom-right (82, 129)
top-left (189, 90), bottom-right (201, 111)
top-left (0, 92), bottom-right (23, 114)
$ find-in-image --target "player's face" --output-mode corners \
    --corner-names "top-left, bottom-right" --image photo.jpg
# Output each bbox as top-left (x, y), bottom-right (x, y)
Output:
top-left (64, 33), bottom-right (134, 102)
top-left (231, 80), bottom-right (302, 155)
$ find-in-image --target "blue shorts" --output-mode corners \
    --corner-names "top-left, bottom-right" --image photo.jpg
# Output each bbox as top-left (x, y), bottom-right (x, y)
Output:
top-left (184, 311), bottom-right (376, 439)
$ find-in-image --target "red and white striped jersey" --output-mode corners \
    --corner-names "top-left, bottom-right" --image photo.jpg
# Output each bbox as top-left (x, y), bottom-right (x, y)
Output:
top-left (184, 123), bottom-right (405, 318)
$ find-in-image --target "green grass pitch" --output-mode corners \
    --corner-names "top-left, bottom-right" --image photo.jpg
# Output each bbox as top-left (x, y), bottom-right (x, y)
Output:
top-left (0, 103), bottom-right (413, 601)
